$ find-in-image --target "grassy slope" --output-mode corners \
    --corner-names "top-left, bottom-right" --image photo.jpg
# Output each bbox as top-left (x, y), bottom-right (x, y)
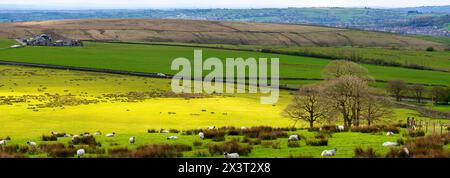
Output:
top-left (0, 40), bottom-right (449, 87)
top-left (274, 46), bottom-right (450, 72)
top-left (1, 65), bottom-right (446, 158)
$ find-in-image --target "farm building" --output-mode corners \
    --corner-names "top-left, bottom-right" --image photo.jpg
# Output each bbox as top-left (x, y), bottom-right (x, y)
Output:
top-left (21, 34), bottom-right (83, 47)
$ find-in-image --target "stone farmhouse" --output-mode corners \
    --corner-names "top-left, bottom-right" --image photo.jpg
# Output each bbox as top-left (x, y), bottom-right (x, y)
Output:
top-left (21, 34), bottom-right (83, 47)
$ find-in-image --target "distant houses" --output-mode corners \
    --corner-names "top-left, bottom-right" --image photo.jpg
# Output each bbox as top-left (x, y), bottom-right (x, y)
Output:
top-left (21, 34), bottom-right (83, 47)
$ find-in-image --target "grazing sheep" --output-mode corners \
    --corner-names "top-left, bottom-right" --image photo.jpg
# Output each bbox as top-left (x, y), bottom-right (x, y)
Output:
top-left (106, 132), bottom-right (115, 137)
top-left (77, 149), bottom-right (85, 158)
top-left (160, 129), bottom-right (170, 133)
top-left (321, 148), bottom-right (337, 157)
top-left (199, 132), bottom-right (205, 140)
top-left (64, 133), bottom-right (71, 137)
top-left (167, 136), bottom-right (178, 140)
top-left (207, 126), bottom-right (216, 130)
top-left (224, 152), bottom-right (240, 158)
top-left (382, 141), bottom-right (399, 147)
top-left (240, 126), bottom-right (247, 130)
top-left (82, 132), bottom-right (90, 137)
top-left (129, 136), bottom-right (136, 144)
top-left (27, 141), bottom-right (37, 147)
top-left (337, 125), bottom-right (345, 132)
top-left (51, 132), bottom-right (59, 136)
top-left (288, 135), bottom-right (299, 142)
top-left (0, 140), bottom-right (6, 146)
top-left (93, 131), bottom-right (102, 136)
top-left (386, 131), bottom-right (394, 136)
top-left (403, 147), bottom-right (410, 157)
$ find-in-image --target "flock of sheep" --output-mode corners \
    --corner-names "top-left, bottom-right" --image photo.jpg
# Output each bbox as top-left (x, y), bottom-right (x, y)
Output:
top-left (0, 125), bottom-right (407, 158)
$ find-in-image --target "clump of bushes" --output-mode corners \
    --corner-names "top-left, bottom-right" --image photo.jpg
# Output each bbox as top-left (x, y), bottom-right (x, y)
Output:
top-left (39, 143), bottom-right (76, 158)
top-left (126, 144), bottom-right (192, 158)
top-left (192, 150), bottom-right (209, 157)
top-left (306, 138), bottom-right (328, 146)
top-left (287, 141), bottom-right (300, 148)
top-left (203, 130), bottom-right (226, 141)
top-left (193, 140), bottom-right (203, 147)
top-left (241, 137), bottom-right (262, 145)
top-left (320, 125), bottom-right (338, 132)
top-left (354, 147), bottom-right (379, 158)
top-left (147, 129), bottom-right (157, 133)
top-left (404, 130), bottom-right (425, 137)
top-left (42, 134), bottom-right (58, 141)
top-left (241, 126), bottom-right (287, 140)
top-left (108, 147), bottom-right (130, 157)
top-left (208, 140), bottom-right (252, 156)
top-left (0, 145), bottom-right (29, 154)
top-left (71, 136), bottom-right (100, 146)
top-left (315, 132), bottom-right (332, 139)
top-left (387, 133), bottom-right (450, 158)
top-left (351, 125), bottom-right (381, 133)
top-left (261, 141), bottom-right (280, 149)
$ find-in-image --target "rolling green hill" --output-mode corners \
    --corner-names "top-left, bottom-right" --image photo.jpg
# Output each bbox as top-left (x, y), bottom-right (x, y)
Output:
top-left (0, 40), bottom-right (448, 87)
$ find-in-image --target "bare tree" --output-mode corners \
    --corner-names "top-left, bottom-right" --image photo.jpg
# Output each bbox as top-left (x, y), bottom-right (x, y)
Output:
top-left (283, 84), bottom-right (333, 129)
top-left (410, 84), bottom-right (425, 103)
top-left (324, 75), bottom-right (369, 127)
top-left (361, 95), bottom-right (393, 126)
top-left (387, 80), bottom-right (407, 101)
top-left (322, 60), bottom-right (373, 81)
top-left (430, 86), bottom-right (449, 105)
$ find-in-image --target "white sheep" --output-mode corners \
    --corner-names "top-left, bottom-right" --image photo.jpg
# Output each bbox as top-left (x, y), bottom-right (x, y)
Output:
top-left (207, 126), bottom-right (216, 130)
top-left (199, 132), bottom-right (205, 140)
top-left (337, 125), bottom-right (345, 132)
top-left (240, 126), bottom-right (247, 130)
top-left (167, 136), bottom-right (178, 140)
top-left (71, 135), bottom-right (80, 142)
top-left (0, 140), bottom-right (6, 146)
top-left (64, 133), bottom-right (71, 137)
top-left (82, 132), bottom-right (90, 137)
top-left (403, 147), bottom-right (410, 157)
top-left (27, 141), bottom-right (37, 147)
top-left (224, 152), bottom-right (240, 158)
top-left (93, 131), bottom-right (102, 136)
top-left (77, 149), bottom-right (85, 158)
top-left (106, 132), bottom-right (115, 137)
top-left (321, 148), bottom-right (337, 157)
top-left (160, 129), bottom-right (170, 133)
top-left (129, 136), bottom-right (136, 144)
top-left (51, 132), bottom-right (59, 136)
top-left (288, 135), bottom-right (299, 142)
top-left (386, 131), bottom-right (394, 136)
top-left (382, 141), bottom-right (399, 147)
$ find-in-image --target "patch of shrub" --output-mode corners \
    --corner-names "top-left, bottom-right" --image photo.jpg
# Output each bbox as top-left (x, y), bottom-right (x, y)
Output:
top-left (39, 143), bottom-right (76, 158)
top-left (287, 141), bottom-right (300, 148)
top-left (0, 152), bottom-right (24, 158)
top-left (76, 145), bottom-right (105, 154)
top-left (71, 135), bottom-right (100, 146)
top-left (426, 47), bottom-right (435, 52)
top-left (147, 129), bottom-right (157, 133)
top-left (320, 125), bottom-right (337, 132)
top-left (130, 144), bottom-right (192, 158)
top-left (384, 125), bottom-right (400, 133)
top-left (287, 154), bottom-right (313, 158)
top-left (258, 131), bottom-right (288, 140)
top-left (108, 147), bottom-right (130, 157)
top-left (306, 138), bottom-right (328, 146)
top-left (0, 145), bottom-right (29, 154)
top-left (241, 137), bottom-right (261, 145)
top-left (203, 130), bottom-right (226, 141)
top-left (53, 132), bottom-right (67, 137)
top-left (261, 141), bottom-right (280, 149)
top-left (42, 134), bottom-right (57, 141)
top-left (386, 148), bottom-right (410, 158)
top-left (315, 132), bottom-right (332, 139)
top-left (169, 129), bottom-right (180, 133)
top-left (354, 147), bottom-right (379, 158)
top-left (397, 139), bottom-right (405, 145)
top-left (404, 130), bottom-right (425, 137)
top-left (351, 125), bottom-right (381, 133)
top-left (208, 140), bottom-right (252, 156)
top-left (193, 150), bottom-right (209, 157)
top-left (193, 140), bottom-right (203, 147)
